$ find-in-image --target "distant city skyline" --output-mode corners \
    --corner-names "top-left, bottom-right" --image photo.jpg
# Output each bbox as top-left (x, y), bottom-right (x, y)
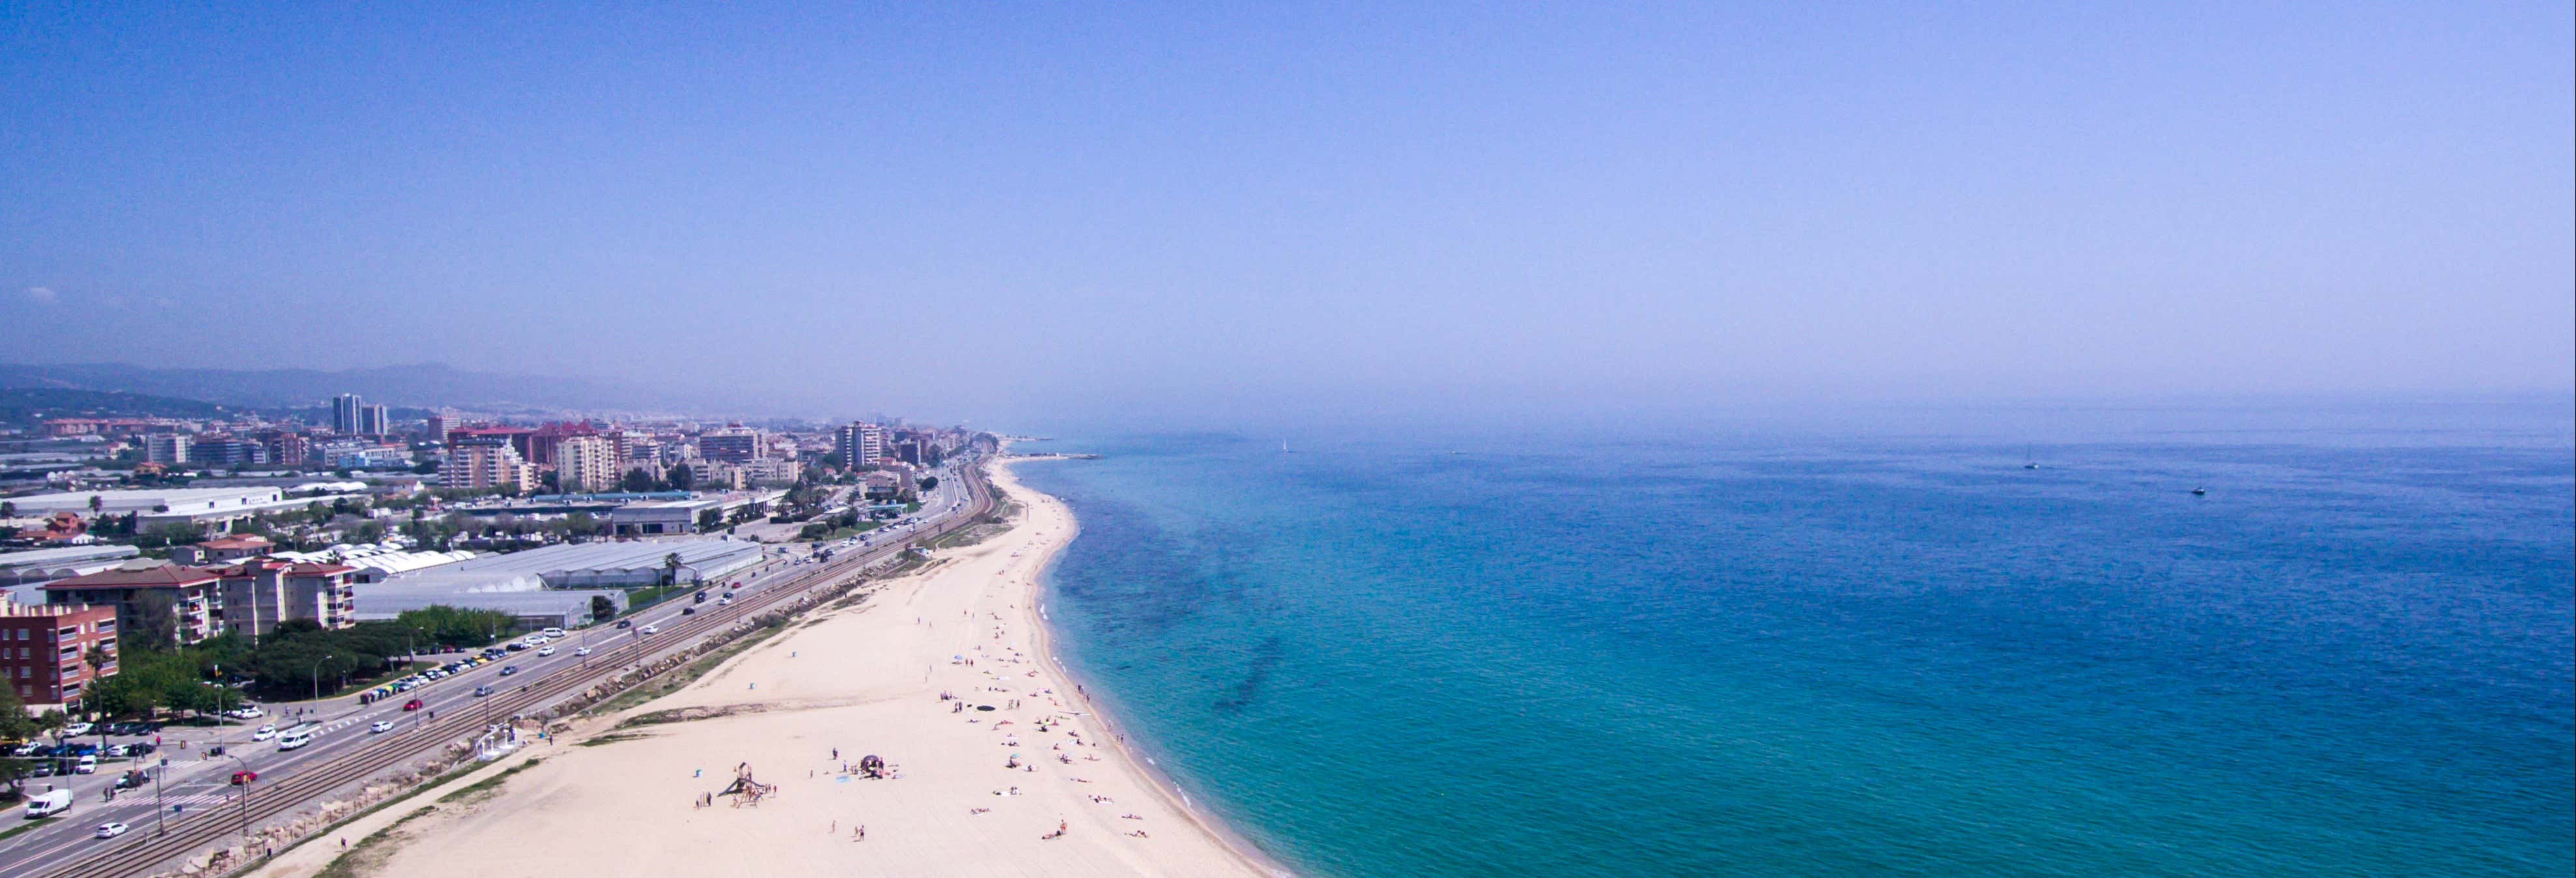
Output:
top-left (3, 4), bottom-right (2568, 429)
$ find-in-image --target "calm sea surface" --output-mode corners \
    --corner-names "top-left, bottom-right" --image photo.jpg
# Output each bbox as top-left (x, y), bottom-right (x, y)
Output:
top-left (1013, 406), bottom-right (2574, 877)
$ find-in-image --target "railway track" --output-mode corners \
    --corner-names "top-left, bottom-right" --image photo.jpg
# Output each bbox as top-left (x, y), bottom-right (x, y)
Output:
top-left (48, 466), bottom-right (995, 878)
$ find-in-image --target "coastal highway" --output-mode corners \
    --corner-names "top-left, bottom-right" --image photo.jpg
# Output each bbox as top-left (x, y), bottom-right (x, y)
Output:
top-left (4, 459), bottom-right (991, 878)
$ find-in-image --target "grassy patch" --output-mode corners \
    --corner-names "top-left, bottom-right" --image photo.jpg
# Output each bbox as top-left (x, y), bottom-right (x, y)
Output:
top-left (593, 619), bottom-right (796, 718)
top-left (0, 815), bottom-right (55, 842)
top-left (436, 757), bottom-right (543, 806)
top-left (800, 520), bottom-right (885, 541)
top-left (621, 584), bottom-right (692, 614)
top-left (573, 732), bottom-right (647, 748)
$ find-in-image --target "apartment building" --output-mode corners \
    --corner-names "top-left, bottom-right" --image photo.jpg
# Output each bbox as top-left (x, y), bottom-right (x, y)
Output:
top-left (216, 558), bottom-right (359, 640)
top-left (145, 432), bottom-right (193, 464)
top-left (700, 424), bottom-right (765, 464)
top-left (443, 438), bottom-right (537, 494)
top-left (835, 422), bottom-right (885, 468)
top-left (556, 434), bottom-right (617, 493)
top-left (0, 604), bottom-right (119, 707)
top-left (39, 561), bottom-right (225, 645)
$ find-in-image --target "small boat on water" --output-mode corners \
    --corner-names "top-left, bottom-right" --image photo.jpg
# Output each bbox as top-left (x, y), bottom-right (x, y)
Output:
top-left (2190, 487), bottom-right (2208, 496)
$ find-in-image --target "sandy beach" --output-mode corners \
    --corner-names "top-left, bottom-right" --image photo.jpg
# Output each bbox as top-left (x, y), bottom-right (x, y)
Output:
top-left (291, 459), bottom-right (1277, 878)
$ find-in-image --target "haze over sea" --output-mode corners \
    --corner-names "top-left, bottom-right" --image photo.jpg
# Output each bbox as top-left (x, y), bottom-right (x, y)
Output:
top-left (1013, 398), bottom-right (2575, 877)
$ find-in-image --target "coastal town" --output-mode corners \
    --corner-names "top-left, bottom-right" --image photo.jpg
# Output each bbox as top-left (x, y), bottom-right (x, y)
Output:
top-left (0, 391), bottom-right (1097, 877)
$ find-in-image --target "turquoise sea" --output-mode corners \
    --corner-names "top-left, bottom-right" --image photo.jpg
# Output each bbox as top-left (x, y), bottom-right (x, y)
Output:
top-left (1012, 403), bottom-right (2575, 877)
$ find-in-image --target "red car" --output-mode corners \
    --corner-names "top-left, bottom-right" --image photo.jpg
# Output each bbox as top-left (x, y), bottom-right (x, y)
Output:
top-left (402, 698), bottom-right (425, 712)
top-left (230, 771), bottom-right (258, 786)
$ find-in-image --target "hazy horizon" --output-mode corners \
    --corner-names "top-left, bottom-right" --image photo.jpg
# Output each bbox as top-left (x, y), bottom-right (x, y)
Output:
top-left (5, 5), bottom-right (2569, 427)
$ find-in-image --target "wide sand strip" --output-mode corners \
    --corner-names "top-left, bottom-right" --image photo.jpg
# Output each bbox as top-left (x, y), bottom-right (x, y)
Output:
top-left (343, 460), bottom-right (1274, 878)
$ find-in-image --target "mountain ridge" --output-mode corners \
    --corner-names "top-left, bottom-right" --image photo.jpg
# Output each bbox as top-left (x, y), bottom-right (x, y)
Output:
top-left (0, 362), bottom-right (723, 416)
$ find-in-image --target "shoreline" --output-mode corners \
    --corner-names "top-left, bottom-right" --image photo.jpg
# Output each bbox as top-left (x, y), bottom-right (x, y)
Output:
top-left (998, 455), bottom-right (1298, 878)
top-left (317, 453), bottom-right (1281, 878)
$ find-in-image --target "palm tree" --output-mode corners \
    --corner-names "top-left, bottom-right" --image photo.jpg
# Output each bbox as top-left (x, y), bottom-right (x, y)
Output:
top-left (88, 494), bottom-right (103, 516)
top-left (662, 552), bottom-right (683, 588)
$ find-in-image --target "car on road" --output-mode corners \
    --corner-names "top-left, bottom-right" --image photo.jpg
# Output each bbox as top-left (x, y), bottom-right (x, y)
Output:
top-left (370, 721), bottom-right (395, 733)
top-left (403, 698), bottom-right (425, 712)
top-left (716, 597), bottom-right (731, 606)
top-left (640, 624), bottom-right (659, 634)
top-left (230, 771), bottom-right (258, 785)
top-left (681, 606), bottom-right (697, 616)
top-left (226, 706), bottom-right (264, 720)
top-left (75, 754), bottom-right (97, 774)
top-left (94, 821), bottom-right (129, 838)
top-left (499, 665), bottom-right (519, 676)
top-left (474, 685), bottom-right (494, 697)
top-left (537, 645), bottom-right (556, 656)
top-left (540, 627), bottom-right (566, 638)
top-left (574, 647), bottom-right (591, 657)
top-left (277, 728), bottom-right (315, 751)
top-left (614, 619), bottom-right (632, 629)
top-left (252, 725), bottom-right (277, 741)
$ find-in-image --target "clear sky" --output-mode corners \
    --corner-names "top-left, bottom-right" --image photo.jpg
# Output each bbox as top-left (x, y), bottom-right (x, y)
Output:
top-left (3, 3), bottom-right (2569, 427)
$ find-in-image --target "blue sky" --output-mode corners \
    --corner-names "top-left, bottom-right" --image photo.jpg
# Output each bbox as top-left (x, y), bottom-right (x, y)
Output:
top-left (3, 3), bottom-right (2568, 425)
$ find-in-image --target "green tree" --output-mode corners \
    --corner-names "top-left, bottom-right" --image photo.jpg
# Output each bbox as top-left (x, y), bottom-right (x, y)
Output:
top-left (122, 591), bottom-right (183, 651)
top-left (662, 552), bottom-right (683, 587)
top-left (590, 595), bottom-right (616, 623)
top-left (0, 500), bottom-right (16, 518)
top-left (667, 464), bottom-right (694, 492)
top-left (88, 494), bottom-right (103, 515)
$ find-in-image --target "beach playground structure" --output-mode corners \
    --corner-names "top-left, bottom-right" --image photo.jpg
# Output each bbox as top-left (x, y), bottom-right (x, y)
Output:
top-left (721, 762), bottom-right (778, 807)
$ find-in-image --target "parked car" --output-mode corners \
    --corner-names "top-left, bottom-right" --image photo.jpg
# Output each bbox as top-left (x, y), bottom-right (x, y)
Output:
top-left (61, 722), bottom-right (92, 737)
top-left (506, 642), bottom-right (528, 651)
top-left (226, 706), bottom-right (264, 720)
top-left (74, 754), bottom-right (96, 774)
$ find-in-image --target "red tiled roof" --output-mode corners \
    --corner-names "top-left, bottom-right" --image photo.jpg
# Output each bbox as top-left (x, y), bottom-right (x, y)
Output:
top-left (199, 535), bottom-right (275, 550)
top-left (42, 563), bottom-right (221, 590)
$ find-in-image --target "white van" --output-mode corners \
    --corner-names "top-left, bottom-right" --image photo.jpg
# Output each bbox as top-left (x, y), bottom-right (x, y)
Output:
top-left (74, 755), bottom-right (97, 774)
top-left (25, 789), bottom-right (72, 818)
top-left (276, 728), bottom-right (317, 751)
top-left (539, 627), bottom-right (566, 638)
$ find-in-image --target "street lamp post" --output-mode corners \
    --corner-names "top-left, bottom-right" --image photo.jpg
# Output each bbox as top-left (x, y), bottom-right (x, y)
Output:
top-left (224, 753), bottom-right (253, 845)
top-left (309, 654), bottom-right (335, 705)
top-left (152, 756), bottom-right (169, 836)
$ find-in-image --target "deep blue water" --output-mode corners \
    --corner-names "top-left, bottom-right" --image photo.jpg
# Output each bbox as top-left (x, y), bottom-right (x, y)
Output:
top-left (1013, 412), bottom-right (2575, 877)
